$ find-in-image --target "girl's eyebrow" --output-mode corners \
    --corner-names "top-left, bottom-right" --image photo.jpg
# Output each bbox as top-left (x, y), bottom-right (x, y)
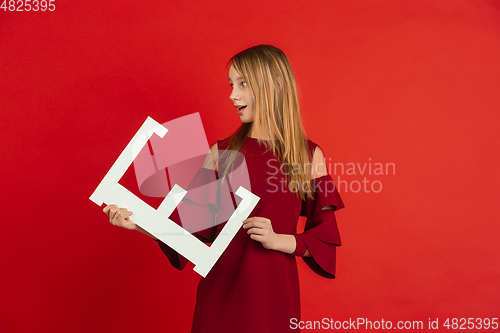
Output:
top-left (229, 76), bottom-right (245, 82)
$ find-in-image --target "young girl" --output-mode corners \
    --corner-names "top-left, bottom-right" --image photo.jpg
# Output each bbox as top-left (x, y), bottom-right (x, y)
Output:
top-left (103, 45), bottom-right (344, 332)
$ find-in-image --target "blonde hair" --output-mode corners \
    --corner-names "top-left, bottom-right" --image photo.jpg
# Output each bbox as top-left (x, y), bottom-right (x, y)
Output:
top-left (221, 45), bottom-right (314, 200)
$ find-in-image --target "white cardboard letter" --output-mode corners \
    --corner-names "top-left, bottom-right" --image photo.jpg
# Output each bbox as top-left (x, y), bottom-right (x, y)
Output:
top-left (89, 116), bottom-right (259, 277)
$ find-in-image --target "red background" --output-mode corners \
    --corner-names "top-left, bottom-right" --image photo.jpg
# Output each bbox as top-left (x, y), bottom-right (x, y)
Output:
top-left (1, 1), bottom-right (499, 332)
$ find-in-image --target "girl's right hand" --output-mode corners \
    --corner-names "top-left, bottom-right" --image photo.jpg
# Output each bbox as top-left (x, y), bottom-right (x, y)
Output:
top-left (103, 205), bottom-right (136, 230)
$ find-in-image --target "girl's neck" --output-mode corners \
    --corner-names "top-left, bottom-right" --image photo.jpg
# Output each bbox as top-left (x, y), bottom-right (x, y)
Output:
top-left (248, 128), bottom-right (272, 141)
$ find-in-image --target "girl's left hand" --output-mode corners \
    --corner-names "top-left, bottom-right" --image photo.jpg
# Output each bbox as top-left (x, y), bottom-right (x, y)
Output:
top-left (242, 217), bottom-right (278, 250)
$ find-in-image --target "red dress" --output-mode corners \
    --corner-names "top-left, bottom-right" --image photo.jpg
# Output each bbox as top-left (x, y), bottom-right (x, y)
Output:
top-left (157, 136), bottom-right (344, 333)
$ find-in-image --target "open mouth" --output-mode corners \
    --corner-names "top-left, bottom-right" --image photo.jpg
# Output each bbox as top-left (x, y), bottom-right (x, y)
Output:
top-left (237, 106), bottom-right (247, 114)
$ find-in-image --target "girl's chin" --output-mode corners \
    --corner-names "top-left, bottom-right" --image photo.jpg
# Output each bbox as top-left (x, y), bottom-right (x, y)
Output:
top-left (240, 117), bottom-right (254, 124)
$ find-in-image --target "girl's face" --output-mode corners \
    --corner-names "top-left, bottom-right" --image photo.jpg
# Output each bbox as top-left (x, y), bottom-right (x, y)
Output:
top-left (229, 64), bottom-right (255, 123)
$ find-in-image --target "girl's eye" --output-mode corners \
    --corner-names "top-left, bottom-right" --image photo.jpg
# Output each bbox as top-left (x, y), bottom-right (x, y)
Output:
top-left (242, 82), bottom-right (247, 87)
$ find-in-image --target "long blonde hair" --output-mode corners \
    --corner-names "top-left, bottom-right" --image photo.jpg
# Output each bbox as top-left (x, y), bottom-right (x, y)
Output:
top-left (221, 45), bottom-right (314, 200)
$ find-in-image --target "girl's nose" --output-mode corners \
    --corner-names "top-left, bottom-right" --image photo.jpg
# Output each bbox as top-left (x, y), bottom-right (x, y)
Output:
top-left (230, 90), bottom-right (239, 101)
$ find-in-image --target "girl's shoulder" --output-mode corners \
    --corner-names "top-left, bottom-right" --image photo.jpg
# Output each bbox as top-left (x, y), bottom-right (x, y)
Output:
top-left (305, 138), bottom-right (321, 158)
top-left (207, 137), bottom-right (229, 152)
top-left (305, 138), bottom-right (318, 151)
top-left (305, 138), bottom-right (330, 179)
top-left (215, 136), bottom-right (231, 150)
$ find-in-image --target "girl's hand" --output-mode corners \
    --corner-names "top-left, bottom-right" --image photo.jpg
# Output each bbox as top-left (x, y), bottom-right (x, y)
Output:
top-left (103, 204), bottom-right (136, 230)
top-left (242, 217), bottom-right (278, 250)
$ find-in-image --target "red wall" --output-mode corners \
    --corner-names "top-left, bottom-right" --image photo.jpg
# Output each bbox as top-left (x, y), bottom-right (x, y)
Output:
top-left (1, 1), bottom-right (499, 332)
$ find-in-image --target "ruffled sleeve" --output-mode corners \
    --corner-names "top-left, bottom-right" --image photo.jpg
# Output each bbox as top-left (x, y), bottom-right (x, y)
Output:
top-left (294, 174), bottom-right (344, 278)
top-left (156, 166), bottom-right (219, 271)
top-left (292, 138), bottom-right (345, 278)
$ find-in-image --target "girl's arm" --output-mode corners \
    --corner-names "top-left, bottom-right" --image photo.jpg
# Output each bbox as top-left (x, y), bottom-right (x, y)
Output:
top-left (272, 234), bottom-right (312, 257)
